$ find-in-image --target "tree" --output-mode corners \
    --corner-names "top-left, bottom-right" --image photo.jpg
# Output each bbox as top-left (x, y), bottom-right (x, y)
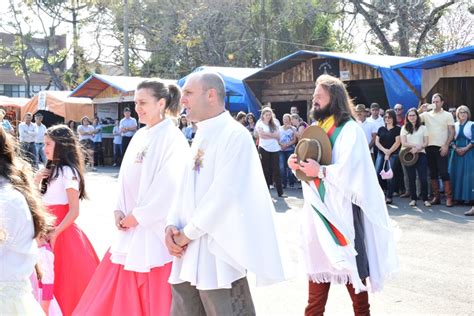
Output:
top-left (0, 0), bottom-right (68, 93)
top-left (343, 0), bottom-right (459, 56)
top-left (33, 0), bottom-right (112, 87)
top-left (105, 0), bottom-right (338, 78)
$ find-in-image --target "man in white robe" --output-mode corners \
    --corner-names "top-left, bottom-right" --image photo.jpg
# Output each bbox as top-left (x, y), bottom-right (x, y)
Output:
top-left (288, 74), bottom-right (398, 316)
top-left (165, 72), bottom-right (284, 315)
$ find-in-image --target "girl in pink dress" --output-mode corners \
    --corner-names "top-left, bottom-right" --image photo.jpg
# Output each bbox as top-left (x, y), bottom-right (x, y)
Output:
top-left (73, 80), bottom-right (190, 316)
top-left (36, 125), bottom-right (99, 315)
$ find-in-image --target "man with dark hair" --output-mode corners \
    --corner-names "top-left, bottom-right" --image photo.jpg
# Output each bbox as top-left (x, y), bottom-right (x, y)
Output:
top-left (165, 72), bottom-right (284, 315)
top-left (119, 107), bottom-right (138, 156)
top-left (34, 112), bottom-right (47, 166)
top-left (288, 74), bottom-right (398, 316)
top-left (420, 93), bottom-right (455, 206)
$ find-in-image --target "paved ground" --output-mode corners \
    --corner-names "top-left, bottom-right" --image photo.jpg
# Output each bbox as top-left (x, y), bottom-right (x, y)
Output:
top-left (77, 167), bottom-right (473, 315)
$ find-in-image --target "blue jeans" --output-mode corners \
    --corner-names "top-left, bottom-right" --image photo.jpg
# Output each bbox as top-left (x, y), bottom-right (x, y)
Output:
top-left (406, 153), bottom-right (428, 201)
top-left (375, 152), bottom-right (399, 199)
top-left (113, 143), bottom-right (122, 165)
top-left (35, 143), bottom-right (47, 166)
top-left (279, 151), bottom-right (295, 187)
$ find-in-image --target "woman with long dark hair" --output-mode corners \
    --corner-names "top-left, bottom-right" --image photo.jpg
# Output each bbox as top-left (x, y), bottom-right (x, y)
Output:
top-left (0, 126), bottom-right (54, 315)
top-left (35, 125), bottom-right (99, 315)
top-left (375, 109), bottom-right (401, 204)
top-left (73, 80), bottom-right (189, 315)
top-left (256, 107), bottom-right (284, 197)
top-left (400, 108), bottom-right (430, 207)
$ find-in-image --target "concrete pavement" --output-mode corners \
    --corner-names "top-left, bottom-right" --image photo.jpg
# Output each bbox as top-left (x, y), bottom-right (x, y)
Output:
top-left (77, 168), bottom-right (474, 315)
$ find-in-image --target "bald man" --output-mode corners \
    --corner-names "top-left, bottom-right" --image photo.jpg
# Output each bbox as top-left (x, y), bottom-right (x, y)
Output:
top-left (165, 72), bottom-right (284, 315)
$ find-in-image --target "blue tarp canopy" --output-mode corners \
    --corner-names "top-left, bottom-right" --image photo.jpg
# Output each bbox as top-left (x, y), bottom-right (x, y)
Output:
top-left (177, 66), bottom-right (261, 116)
top-left (391, 46), bottom-right (474, 70)
top-left (246, 50), bottom-right (422, 109)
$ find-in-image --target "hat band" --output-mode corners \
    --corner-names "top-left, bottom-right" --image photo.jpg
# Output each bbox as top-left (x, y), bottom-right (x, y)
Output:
top-left (315, 140), bottom-right (322, 162)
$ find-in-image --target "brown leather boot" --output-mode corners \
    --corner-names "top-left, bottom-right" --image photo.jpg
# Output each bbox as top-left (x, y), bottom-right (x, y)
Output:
top-left (444, 180), bottom-right (453, 207)
top-left (430, 180), bottom-right (440, 205)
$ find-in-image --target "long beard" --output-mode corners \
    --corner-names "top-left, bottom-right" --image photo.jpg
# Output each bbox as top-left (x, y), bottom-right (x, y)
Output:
top-left (311, 104), bottom-right (332, 122)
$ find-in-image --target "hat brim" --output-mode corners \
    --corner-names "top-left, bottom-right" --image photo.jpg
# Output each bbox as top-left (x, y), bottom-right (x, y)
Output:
top-left (294, 126), bottom-right (332, 182)
top-left (399, 148), bottom-right (419, 166)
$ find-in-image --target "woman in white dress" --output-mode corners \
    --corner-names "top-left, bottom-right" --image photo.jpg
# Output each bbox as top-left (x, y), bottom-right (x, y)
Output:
top-left (73, 79), bottom-right (190, 315)
top-left (0, 126), bottom-right (54, 315)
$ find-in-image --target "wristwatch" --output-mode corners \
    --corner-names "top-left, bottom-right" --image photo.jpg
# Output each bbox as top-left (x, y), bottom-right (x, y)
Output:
top-left (318, 166), bottom-right (326, 179)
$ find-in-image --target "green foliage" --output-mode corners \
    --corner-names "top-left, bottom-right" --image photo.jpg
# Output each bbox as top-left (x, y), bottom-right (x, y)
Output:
top-left (109, 0), bottom-right (337, 78)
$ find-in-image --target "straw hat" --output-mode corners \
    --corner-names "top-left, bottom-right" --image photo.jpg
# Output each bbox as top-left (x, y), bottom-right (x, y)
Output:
top-left (399, 147), bottom-right (419, 166)
top-left (294, 126), bottom-right (332, 181)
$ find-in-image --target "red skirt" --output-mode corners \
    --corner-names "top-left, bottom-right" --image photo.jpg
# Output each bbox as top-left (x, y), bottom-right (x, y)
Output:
top-left (73, 251), bottom-right (172, 316)
top-left (48, 204), bottom-right (99, 316)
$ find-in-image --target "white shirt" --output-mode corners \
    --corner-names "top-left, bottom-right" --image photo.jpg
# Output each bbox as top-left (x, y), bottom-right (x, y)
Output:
top-left (77, 125), bottom-right (94, 141)
top-left (110, 119), bottom-right (189, 272)
top-left (18, 122), bottom-right (37, 143)
top-left (35, 123), bottom-right (47, 143)
top-left (0, 179), bottom-right (38, 282)
top-left (120, 117), bottom-right (138, 137)
top-left (401, 125), bottom-right (428, 154)
top-left (256, 120), bottom-right (281, 152)
top-left (357, 119), bottom-right (377, 146)
top-left (367, 115), bottom-right (384, 131)
top-left (42, 166), bottom-right (80, 206)
top-left (168, 112), bottom-right (284, 290)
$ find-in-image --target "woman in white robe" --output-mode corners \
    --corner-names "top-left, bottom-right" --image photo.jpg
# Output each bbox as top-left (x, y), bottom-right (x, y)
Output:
top-left (73, 80), bottom-right (190, 316)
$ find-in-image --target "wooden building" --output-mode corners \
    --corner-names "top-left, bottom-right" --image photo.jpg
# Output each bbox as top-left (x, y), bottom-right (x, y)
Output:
top-left (69, 74), bottom-right (175, 164)
top-left (392, 46), bottom-right (474, 111)
top-left (244, 50), bottom-right (415, 121)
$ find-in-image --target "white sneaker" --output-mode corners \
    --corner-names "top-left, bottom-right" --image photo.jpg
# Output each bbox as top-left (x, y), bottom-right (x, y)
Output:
top-left (424, 201), bottom-right (431, 207)
top-left (409, 200), bottom-right (416, 207)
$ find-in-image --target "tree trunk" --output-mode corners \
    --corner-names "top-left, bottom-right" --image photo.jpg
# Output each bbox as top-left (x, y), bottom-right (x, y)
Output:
top-left (396, 1), bottom-right (410, 56)
top-left (71, 1), bottom-right (79, 84)
top-left (123, 0), bottom-right (130, 76)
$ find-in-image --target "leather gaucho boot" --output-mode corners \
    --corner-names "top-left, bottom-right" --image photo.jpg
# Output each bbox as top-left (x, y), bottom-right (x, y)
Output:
top-left (444, 180), bottom-right (453, 207)
top-left (430, 180), bottom-right (441, 205)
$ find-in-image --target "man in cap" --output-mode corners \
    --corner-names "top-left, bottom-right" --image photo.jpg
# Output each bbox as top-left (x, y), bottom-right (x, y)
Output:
top-left (119, 107), bottom-right (138, 156)
top-left (34, 112), bottom-right (47, 166)
top-left (165, 72), bottom-right (284, 315)
top-left (288, 74), bottom-right (398, 315)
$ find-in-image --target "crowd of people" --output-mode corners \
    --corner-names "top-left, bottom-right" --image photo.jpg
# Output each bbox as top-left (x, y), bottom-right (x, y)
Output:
top-left (352, 97), bottom-right (473, 215)
top-left (212, 93), bottom-right (473, 215)
top-left (0, 72), bottom-right (471, 316)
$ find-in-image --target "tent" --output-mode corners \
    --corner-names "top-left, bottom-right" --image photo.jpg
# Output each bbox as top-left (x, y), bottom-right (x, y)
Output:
top-left (21, 91), bottom-right (93, 123)
top-left (177, 66), bottom-right (261, 116)
top-left (245, 50), bottom-right (420, 110)
top-left (391, 46), bottom-right (474, 106)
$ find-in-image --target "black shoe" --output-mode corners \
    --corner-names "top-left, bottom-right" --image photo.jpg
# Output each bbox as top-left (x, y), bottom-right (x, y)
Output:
top-left (278, 194), bottom-right (288, 198)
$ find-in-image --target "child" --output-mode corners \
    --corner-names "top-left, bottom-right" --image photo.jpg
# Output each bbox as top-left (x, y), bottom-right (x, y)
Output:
top-left (35, 125), bottom-right (99, 316)
top-left (36, 235), bottom-right (62, 316)
top-left (112, 119), bottom-right (122, 166)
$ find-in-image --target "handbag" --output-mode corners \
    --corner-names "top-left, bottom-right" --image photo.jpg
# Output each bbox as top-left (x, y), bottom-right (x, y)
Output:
top-left (379, 159), bottom-right (394, 180)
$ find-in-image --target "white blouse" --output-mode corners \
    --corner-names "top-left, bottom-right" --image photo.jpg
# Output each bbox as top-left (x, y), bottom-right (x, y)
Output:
top-left (0, 180), bottom-right (38, 282)
top-left (42, 166), bottom-right (80, 206)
